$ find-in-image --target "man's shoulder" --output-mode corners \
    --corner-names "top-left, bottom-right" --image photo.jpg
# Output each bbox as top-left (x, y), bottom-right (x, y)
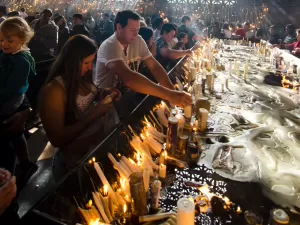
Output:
top-left (99, 34), bottom-right (121, 52)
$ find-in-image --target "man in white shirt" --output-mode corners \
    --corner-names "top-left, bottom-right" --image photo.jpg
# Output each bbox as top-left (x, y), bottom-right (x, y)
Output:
top-left (94, 10), bottom-right (191, 117)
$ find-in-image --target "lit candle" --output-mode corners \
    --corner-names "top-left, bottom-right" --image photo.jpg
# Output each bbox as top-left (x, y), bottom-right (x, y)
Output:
top-left (155, 104), bottom-right (168, 127)
top-left (92, 192), bottom-right (110, 223)
top-left (175, 113), bottom-right (185, 135)
top-left (225, 78), bottom-right (229, 89)
top-left (221, 83), bottom-right (225, 93)
top-left (189, 67), bottom-right (197, 83)
top-left (103, 185), bottom-right (108, 197)
top-left (177, 198), bottom-right (195, 225)
top-left (199, 108), bottom-right (208, 132)
top-left (94, 162), bottom-right (118, 205)
top-left (184, 105), bottom-right (192, 120)
top-left (120, 177), bottom-right (131, 197)
top-left (159, 164), bottom-right (166, 179)
top-left (159, 150), bottom-right (167, 165)
top-left (244, 60), bottom-right (249, 81)
top-left (108, 153), bottom-right (130, 178)
top-left (143, 167), bottom-right (151, 191)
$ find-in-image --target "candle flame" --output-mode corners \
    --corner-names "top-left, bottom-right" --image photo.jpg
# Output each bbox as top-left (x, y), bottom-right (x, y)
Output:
top-left (86, 199), bottom-right (93, 208)
top-left (123, 204), bottom-right (127, 213)
top-left (103, 185), bottom-right (108, 196)
top-left (92, 157), bottom-right (95, 162)
top-left (161, 101), bottom-right (166, 108)
top-left (129, 158), bottom-right (136, 165)
top-left (237, 206), bottom-right (242, 214)
top-left (89, 218), bottom-right (100, 225)
top-left (140, 133), bottom-right (146, 140)
top-left (188, 86), bottom-right (192, 92)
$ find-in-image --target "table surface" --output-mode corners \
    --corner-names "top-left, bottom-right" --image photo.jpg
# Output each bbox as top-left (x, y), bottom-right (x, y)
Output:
top-left (34, 45), bottom-right (300, 225)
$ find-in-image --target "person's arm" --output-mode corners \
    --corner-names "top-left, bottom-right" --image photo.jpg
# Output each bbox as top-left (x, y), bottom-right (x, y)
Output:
top-left (143, 55), bottom-right (174, 90)
top-left (106, 60), bottom-right (191, 106)
top-left (149, 42), bottom-right (157, 57)
top-left (39, 81), bottom-right (113, 148)
top-left (159, 46), bottom-right (193, 60)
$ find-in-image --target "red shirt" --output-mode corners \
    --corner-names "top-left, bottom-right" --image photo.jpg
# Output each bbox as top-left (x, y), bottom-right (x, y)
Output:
top-left (286, 41), bottom-right (300, 51)
top-left (235, 28), bottom-right (246, 38)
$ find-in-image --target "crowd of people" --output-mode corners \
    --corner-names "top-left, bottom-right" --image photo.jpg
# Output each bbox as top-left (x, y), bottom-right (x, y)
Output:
top-left (0, 5), bottom-right (299, 223)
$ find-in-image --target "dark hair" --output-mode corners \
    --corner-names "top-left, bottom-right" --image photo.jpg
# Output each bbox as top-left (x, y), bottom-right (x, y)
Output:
top-left (114, 10), bottom-right (140, 31)
top-left (46, 35), bottom-right (98, 125)
top-left (223, 23), bottom-right (229, 30)
top-left (42, 8), bottom-right (52, 16)
top-left (270, 25), bottom-right (276, 29)
top-left (286, 24), bottom-right (296, 36)
top-left (181, 16), bottom-right (191, 23)
top-left (54, 15), bottom-right (66, 26)
top-left (177, 32), bottom-right (187, 40)
top-left (73, 13), bottom-right (83, 21)
top-left (244, 22), bottom-right (250, 26)
top-left (7, 11), bottom-right (20, 17)
top-left (21, 8), bottom-right (25, 12)
top-left (0, 6), bottom-right (7, 15)
top-left (160, 23), bottom-right (176, 35)
top-left (145, 17), bottom-right (151, 26)
top-left (255, 28), bottom-right (264, 37)
top-left (139, 26), bottom-right (153, 42)
top-left (152, 17), bottom-right (163, 29)
top-left (103, 13), bottom-right (109, 18)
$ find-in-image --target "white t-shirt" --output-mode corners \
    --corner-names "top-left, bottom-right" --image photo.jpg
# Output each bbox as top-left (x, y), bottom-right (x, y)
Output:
top-left (94, 33), bottom-right (151, 90)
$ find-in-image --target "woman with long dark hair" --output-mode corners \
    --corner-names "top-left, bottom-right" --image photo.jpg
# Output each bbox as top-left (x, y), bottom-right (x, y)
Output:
top-left (39, 35), bottom-right (121, 178)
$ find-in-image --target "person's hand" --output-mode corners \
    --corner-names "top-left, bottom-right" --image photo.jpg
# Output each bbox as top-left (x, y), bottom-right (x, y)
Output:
top-left (3, 109), bottom-right (29, 134)
top-left (0, 169), bottom-right (11, 187)
top-left (295, 48), bottom-right (300, 53)
top-left (0, 176), bottom-right (16, 216)
top-left (167, 91), bottom-right (192, 108)
top-left (104, 87), bottom-right (122, 102)
top-left (185, 50), bottom-right (194, 57)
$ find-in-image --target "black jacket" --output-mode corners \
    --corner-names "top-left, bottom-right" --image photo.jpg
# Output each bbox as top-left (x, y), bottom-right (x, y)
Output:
top-left (71, 24), bottom-right (89, 37)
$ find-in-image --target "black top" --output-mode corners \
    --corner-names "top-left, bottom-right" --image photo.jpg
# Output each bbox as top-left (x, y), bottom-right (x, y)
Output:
top-left (177, 24), bottom-right (195, 49)
top-left (71, 24), bottom-right (89, 37)
top-left (268, 33), bottom-right (281, 45)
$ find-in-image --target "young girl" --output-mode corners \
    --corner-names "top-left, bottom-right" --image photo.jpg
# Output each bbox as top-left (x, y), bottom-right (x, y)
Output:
top-left (39, 35), bottom-right (121, 180)
top-left (0, 17), bottom-right (37, 186)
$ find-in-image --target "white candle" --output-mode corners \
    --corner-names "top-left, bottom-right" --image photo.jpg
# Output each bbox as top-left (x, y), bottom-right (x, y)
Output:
top-left (234, 60), bottom-right (238, 75)
top-left (176, 77), bottom-right (184, 91)
top-left (229, 61), bottom-right (232, 76)
top-left (108, 153), bottom-right (130, 178)
top-left (119, 160), bottom-right (132, 177)
top-left (175, 113), bottom-right (185, 135)
top-left (143, 167), bottom-right (151, 191)
top-left (221, 83), bottom-right (225, 93)
top-left (120, 177), bottom-right (131, 197)
top-left (98, 192), bottom-right (113, 222)
top-left (92, 192), bottom-right (110, 223)
top-left (94, 162), bottom-right (118, 205)
top-left (177, 198), bottom-right (195, 225)
top-left (121, 156), bottom-right (141, 173)
top-left (244, 60), bottom-right (249, 81)
top-left (189, 67), bottom-right (197, 83)
top-left (249, 41), bottom-right (252, 47)
top-left (156, 107), bottom-right (168, 127)
top-left (199, 108), bottom-right (208, 132)
top-left (206, 74), bottom-right (214, 91)
top-left (225, 78), bottom-right (229, 89)
top-left (184, 105), bottom-right (192, 119)
top-left (145, 136), bottom-right (162, 155)
top-left (115, 191), bottom-right (126, 205)
top-left (159, 164), bottom-right (166, 179)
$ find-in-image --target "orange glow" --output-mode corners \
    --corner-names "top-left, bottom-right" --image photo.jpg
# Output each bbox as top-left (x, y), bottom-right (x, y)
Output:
top-left (89, 218), bottom-right (100, 225)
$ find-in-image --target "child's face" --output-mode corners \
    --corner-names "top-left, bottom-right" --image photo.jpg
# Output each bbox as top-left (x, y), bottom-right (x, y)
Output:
top-left (0, 32), bottom-right (24, 54)
top-left (182, 35), bottom-right (188, 44)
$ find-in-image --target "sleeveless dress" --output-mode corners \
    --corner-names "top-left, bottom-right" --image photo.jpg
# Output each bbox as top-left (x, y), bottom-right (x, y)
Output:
top-left (52, 77), bottom-right (120, 180)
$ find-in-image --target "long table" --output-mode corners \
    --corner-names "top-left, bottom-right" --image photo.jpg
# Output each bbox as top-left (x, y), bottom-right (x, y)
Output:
top-left (27, 44), bottom-right (300, 224)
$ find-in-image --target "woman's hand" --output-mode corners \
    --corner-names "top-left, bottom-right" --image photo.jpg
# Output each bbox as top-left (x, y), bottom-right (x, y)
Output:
top-left (3, 109), bottom-right (29, 134)
top-left (104, 87), bottom-right (122, 102)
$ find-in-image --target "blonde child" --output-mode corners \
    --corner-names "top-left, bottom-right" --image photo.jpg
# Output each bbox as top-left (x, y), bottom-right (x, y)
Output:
top-left (0, 17), bottom-right (37, 188)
